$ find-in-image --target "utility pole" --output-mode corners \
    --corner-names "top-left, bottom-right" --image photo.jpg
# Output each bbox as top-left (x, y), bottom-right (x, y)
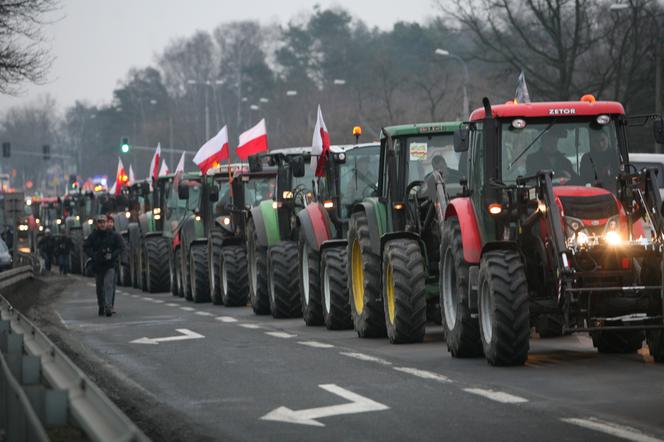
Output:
top-left (656, 24), bottom-right (662, 153)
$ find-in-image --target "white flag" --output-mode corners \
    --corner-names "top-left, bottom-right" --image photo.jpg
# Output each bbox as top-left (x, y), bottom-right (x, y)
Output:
top-left (159, 160), bottom-right (169, 177)
top-left (175, 152), bottom-right (186, 174)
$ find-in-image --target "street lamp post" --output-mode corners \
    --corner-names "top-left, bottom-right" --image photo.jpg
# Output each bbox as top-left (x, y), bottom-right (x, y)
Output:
top-left (435, 48), bottom-right (470, 119)
top-left (187, 79), bottom-right (211, 140)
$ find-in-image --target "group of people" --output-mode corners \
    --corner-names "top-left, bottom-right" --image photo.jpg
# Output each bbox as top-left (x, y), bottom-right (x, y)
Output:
top-left (37, 230), bottom-right (75, 274)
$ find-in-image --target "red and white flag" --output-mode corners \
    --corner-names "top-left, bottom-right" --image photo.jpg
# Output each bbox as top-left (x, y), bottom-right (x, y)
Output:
top-left (128, 165), bottom-right (135, 186)
top-left (310, 105), bottom-right (330, 177)
top-left (236, 119), bottom-right (268, 160)
top-left (159, 160), bottom-right (169, 177)
top-left (148, 143), bottom-right (161, 181)
top-left (112, 158), bottom-right (128, 196)
top-left (175, 152), bottom-right (186, 174)
top-left (193, 126), bottom-right (229, 174)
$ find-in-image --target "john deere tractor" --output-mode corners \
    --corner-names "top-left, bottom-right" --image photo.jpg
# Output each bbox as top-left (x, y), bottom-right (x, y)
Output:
top-left (246, 148), bottom-right (313, 318)
top-left (206, 165), bottom-right (276, 306)
top-left (297, 143), bottom-right (380, 329)
top-left (347, 122), bottom-right (463, 343)
top-left (442, 96), bottom-right (664, 365)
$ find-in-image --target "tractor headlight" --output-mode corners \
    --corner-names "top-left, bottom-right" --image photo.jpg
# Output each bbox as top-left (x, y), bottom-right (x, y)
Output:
top-left (222, 216), bottom-right (231, 226)
top-left (75, 215), bottom-right (80, 221)
top-left (56, 219), bottom-right (62, 225)
top-left (576, 231), bottom-right (589, 246)
top-left (154, 214), bottom-right (161, 220)
top-left (125, 211), bottom-right (131, 218)
top-left (153, 208), bottom-right (161, 215)
top-left (282, 191), bottom-right (293, 199)
top-left (605, 230), bottom-right (622, 246)
top-left (88, 219), bottom-right (93, 225)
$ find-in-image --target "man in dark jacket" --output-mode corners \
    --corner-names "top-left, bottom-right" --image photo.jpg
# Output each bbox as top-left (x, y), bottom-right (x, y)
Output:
top-left (55, 234), bottom-right (74, 275)
top-left (37, 229), bottom-right (56, 272)
top-left (84, 215), bottom-right (124, 317)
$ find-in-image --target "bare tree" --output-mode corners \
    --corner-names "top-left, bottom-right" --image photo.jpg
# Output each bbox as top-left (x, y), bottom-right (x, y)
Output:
top-left (0, 0), bottom-right (58, 94)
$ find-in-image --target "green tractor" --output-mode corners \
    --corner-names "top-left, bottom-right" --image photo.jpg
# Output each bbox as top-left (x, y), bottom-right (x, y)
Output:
top-left (246, 148), bottom-right (313, 318)
top-left (206, 165), bottom-right (277, 306)
top-left (347, 122), bottom-right (463, 343)
top-left (442, 97), bottom-right (664, 365)
top-left (297, 142), bottom-right (381, 329)
top-left (108, 184), bottom-right (147, 287)
top-left (61, 191), bottom-right (94, 274)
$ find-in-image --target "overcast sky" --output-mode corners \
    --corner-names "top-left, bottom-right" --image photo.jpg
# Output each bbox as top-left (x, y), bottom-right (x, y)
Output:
top-left (0, 0), bottom-right (436, 114)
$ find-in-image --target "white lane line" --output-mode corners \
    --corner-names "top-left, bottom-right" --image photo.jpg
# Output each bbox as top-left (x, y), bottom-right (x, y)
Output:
top-left (238, 323), bottom-right (262, 329)
top-left (216, 316), bottom-right (238, 323)
top-left (298, 341), bottom-right (334, 349)
top-left (86, 282), bottom-right (96, 287)
top-left (152, 299), bottom-right (165, 304)
top-left (54, 311), bottom-right (69, 330)
top-left (180, 307), bottom-right (195, 311)
top-left (393, 367), bottom-right (451, 383)
top-left (265, 331), bottom-right (296, 339)
top-left (463, 388), bottom-right (528, 404)
top-left (561, 418), bottom-right (664, 442)
top-left (142, 297), bottom-right (153, 301)
top-left (131, 294), bottom-right (139, 298)
top-left (339, 352), bottom-right (392, 366)
top-left (165, 303), bottom-right (178, 307)
top-left (195, 311), bottom-right (214, 317)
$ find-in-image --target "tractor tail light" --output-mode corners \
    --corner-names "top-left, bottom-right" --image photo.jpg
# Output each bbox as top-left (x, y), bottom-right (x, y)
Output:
top-left (621, 258), bottom-right (630, 269)
top-left (488, 203), bottom-right (503, 215)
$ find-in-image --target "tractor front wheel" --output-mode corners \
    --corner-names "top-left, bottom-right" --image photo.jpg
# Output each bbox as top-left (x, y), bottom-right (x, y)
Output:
top-left (247, 219), bottom-right (269, 315)
top-left (173, 248), bottom-right (183, 297)
top-left (220, 245), bottom-right (249, 306)
top-left (321, 247), bottom-right (352, 330)
top-left (268, 242), bottom-right (301, 318)
top-left (189, 244), bottom-right (211, 303)
top-left (478, 249), bottom-right (530, 366)
top-left (382, 239), bottom-right (426, 344)
top-left (209, 231), bottom-right (223, 304)
top-left (299, 231), bottom-right (323, 326)
top-left (144, 236), bottom-right (170, 293)
top-left (647, 330), bottom-right (664, 362)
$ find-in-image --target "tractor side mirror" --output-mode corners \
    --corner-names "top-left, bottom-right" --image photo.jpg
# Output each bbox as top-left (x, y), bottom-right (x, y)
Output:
top-left (291, 155), bottom-right (306, 178)
top-left (654, 118), bottom-right (664, 145)
top-left (248, 155), bottom-right (263, 173)
top-left (454, 128), bottom-right (469, 153)
top-left (209, 185), bottom-right (219, 202)
top-left (178, 183), bottom-right (190, 200)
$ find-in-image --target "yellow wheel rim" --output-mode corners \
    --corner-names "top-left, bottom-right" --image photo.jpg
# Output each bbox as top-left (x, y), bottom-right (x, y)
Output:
top-left (351, 239), bottom-right (364, 314)
top-left (386, 260), bottom-right (395, 324)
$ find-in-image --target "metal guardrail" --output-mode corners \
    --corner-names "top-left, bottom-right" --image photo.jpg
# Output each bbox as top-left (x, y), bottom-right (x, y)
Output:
top-left (0, 293), bottom-right (150, 442)
top-left (0, 266), bottom-right (33, 291)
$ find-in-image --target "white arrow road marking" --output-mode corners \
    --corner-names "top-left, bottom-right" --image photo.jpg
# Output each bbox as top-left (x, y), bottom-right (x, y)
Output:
top-left (130, 329), bottom-right (204, 345)
top-left (261, 384), bottom-right (389, 427)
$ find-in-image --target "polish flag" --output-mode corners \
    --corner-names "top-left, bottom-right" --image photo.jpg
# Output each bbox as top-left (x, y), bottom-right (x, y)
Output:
top-left (148, 143), bottom-right (161, 181)
top-left (193, 126), bottom-right (229, 174)
top-left (310, 105), bottom-right (330, 177)
top-left (236, 119), bottom-right (268, 160)
top-left (113, 158), bottom-right (128, 196)
top-left (175, 152), bottom-right (186, 174)
top-left (159, 160), bottom-right (169, 177)
top-left (128, 165), bottom-right (135, 186)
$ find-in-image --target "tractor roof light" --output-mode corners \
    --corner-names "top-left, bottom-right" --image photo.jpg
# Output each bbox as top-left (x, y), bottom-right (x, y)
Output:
top-left (596, 115), bottom-right (611, 125)
top-left (580, 94), bottom-right (596, 103)
top-left (511, 118), bottom-right (526, 129)
top-left (488, 203), bottom-right (503, 215)
top-left (352, 126), bottom-right (362, 136)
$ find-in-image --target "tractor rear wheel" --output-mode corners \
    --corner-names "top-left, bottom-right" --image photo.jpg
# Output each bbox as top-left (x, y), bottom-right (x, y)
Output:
top-left (209, 231), bottom-right (223, 304)
top-left (220, 245), bottom-right (249, 306)
top-left (189, 244), bottom-right (211, 303)
top-left (144, 236), bottom-right (170, 293)
top-left (173, 248), bottom-right (183, 297)
top-left (321, 247), bottom-right (352, 330)
top-left (647, 330), bottom-right (664, 362)
top-left (268, 242), bottom-right (301, 318)
top-left (247, 218), bottom-right (269, 315)
top-left (382, 239), bottom-right (427, 344)
top-left (592, 330), bottom-right (643, 354)
top-left (299, 231), bottom-right (323, 326)
top-left (478, 249), bottom-right (530, 366)
top-left (347, 212), bottom-right (385, 338)
top-left (69, 230), bottom-right (82, 274)
top-left (440, 218), bottom-right (483, 357)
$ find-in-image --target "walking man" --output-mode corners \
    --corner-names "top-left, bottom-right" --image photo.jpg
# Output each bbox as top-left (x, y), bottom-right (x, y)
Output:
top-left (55, 234), bottom-right (74, 275)
top-left (37, 229), bottom-right (56, 272)
top-left (84, 215), bottom-right (124, 317)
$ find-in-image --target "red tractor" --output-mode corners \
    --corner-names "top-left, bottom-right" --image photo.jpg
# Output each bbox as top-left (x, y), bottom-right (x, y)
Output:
top-left (442, 96), bottom-right (664, 365)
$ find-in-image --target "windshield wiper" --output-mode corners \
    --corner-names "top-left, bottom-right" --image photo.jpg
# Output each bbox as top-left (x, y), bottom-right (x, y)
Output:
top-left (508, 123), bottom-right (553, 170)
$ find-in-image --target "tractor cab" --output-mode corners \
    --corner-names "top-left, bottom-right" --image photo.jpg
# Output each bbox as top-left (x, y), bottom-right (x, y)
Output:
top-left (445, 96), bottom-right (664, 365)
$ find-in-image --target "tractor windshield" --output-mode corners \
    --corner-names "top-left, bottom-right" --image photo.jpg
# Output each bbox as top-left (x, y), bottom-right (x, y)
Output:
top-left (339, 145), bottom-right (380, 208)
top-left (404, 134), bottom-right (461, 184)
top-left (186, 182), bottom-right (202, 211)
top-left (502, 119), bottom-right (620, 192)
top-left (211, 181), bottom-right (231, 216)
top-left (244, 176), bottom-right (276, 207)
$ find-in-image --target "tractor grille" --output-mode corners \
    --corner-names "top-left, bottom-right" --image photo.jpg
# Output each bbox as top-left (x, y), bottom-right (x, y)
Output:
top-left (558, 194), bottom-right (618, 220)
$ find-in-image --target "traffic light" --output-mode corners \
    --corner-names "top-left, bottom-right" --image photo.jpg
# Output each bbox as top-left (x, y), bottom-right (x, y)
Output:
top-left (43, 144), bottom-right (50, 160)
top-left (2, 142), bottom-right (9, 158)
top-left (69, 174), bottom-right (79, 191)
top-left (121, 137), bottom-right (130, 153)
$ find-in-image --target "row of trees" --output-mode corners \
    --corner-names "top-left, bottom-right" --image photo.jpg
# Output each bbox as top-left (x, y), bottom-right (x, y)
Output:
top-left (1, 1), bottom-right (662, 193)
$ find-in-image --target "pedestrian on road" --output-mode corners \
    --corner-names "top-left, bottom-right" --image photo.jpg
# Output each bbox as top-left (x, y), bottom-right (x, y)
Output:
top-left (106, 215), bottom-right (118, 310)
top-left (84, 215), bottom-right (124, 317)
top-left (37, 229), bottom-right (56, 272)
top-left (55, 234), bottom-right (74, 275)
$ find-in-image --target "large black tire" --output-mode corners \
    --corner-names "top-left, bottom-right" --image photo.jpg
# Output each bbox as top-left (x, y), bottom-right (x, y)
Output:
top-left (592, 330), bottom-right (644, 354)
top-left (439, 218), bottom-right (483, 357)
top-left (347, 212), bottom-right (386, 338)
top-left (132, 245), bottom-right (141, 289)
top-left (69, 229), bottom-right (82, 274)
top-left (173, 248), bottom-right (183, 297)
top-left (382, 239), bottom-right (427, 344)
top-left (189, 244), bottom-right (210, 303)
top-left (299, 230), bottom-right (323, 326)
top-left (144, 236), bottom-right (170, 293)
top-left (118, 235), bottom-right (132, 286)
top-left (220, 245), bottom-right (249, 306)
top-left (247, 218), bottom-right (269, 314)
top-left (478, 250), bottom-right (530, 366)
top-left (647, 330), bottom-right (664, 362)
top-left (268, 242), bottom-right (302, 318)
top-left (535, 314), bottom-right (565, 338)
top-left (209, 230), bottom-right (223, 304)
top-left (321, 247), bottom-right (352, 330)
top-left (182, 246), bottom-right (192, 301)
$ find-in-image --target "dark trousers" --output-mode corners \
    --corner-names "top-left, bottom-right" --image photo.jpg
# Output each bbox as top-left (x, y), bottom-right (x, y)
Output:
top-left (95, 268), bottom-right (115, 310)
top-left (57, 255), bottom-right (70, 274)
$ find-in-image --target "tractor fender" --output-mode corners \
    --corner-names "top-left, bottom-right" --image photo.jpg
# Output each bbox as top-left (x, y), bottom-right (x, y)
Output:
top-left (481, 240), bottom-right (522, 257)
top-left (220, 236), bottom-right (244, 247)
top-left (320, 238), bottom-right (347, 253)
top-left (350, 200), bottom-right (386, 256)
top-left (297, 203), bottom-right (333, 252)
top-left (250, 200), bottom-right (281, 248)
top-left (444, 198), bottom-right (482, 264)
top-left (190, 237), bottom-right (208, 248)
top-left (380, 231), bottom-right (427, 268)
top-left (143, 231), bottom-right (162, 239)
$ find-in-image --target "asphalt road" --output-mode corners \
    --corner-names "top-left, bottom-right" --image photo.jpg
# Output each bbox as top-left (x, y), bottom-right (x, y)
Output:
top-left (48, 275), bottom-right (664, 442)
